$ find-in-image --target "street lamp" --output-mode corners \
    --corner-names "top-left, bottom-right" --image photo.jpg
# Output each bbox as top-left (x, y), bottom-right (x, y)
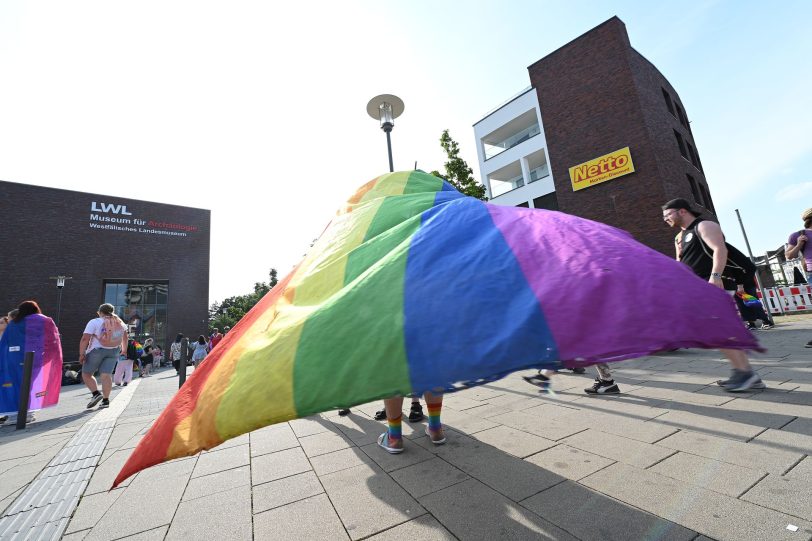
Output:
top-left (366, 94), bottom-right (404, 172)
top-left (49, 275), bottom-right (72, 329)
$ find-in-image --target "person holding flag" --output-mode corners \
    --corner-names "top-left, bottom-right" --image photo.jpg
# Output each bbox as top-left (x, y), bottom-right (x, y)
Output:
top-left (662, 198), bottom-right (765, 391)
top-left (113, 171), bottom-right (763, 485)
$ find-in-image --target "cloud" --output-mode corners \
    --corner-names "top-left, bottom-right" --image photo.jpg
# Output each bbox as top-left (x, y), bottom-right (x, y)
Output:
top-left (776, 182), bottom-right (812, 202)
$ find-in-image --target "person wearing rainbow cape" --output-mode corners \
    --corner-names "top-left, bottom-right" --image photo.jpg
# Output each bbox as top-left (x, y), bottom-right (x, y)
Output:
top-left (0, 301), bottom-right (63, 425)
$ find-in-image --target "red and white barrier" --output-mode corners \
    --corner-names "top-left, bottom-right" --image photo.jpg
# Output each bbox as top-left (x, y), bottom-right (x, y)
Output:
top-left (757, 285), bottom-right (812, 314)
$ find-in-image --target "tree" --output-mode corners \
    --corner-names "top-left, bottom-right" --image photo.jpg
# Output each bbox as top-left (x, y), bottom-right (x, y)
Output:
top-left (209, 268), bottom-right (279, 332)
top-left (431, 129), bottom-right (487, 200)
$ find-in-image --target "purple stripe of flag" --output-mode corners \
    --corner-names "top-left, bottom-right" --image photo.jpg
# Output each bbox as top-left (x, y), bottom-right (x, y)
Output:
top-left (23, 314), bottom-right (47, 410)
top-left (487, 206), bottom-right (759, 364)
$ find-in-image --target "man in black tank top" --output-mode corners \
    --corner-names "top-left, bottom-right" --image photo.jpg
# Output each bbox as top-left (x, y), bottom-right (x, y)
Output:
top-left (662, 199), bottom-right (765, 392)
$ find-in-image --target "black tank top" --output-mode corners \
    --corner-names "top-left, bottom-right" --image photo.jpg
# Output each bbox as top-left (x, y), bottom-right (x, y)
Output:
top-left (678, 218), bottom-right (755, 282)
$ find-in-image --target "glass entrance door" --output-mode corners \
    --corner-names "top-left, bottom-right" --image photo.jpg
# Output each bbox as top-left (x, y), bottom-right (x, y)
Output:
top-left (103, 282), bottom-right (168, 349)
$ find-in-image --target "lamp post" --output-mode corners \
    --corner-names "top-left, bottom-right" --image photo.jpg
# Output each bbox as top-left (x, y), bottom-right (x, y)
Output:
top-left (735, 209), bottom-right (775, 323)
top-left (49, 275), bottom-right (72, 329)
top-left (366, 94), bottom-right (404, 173)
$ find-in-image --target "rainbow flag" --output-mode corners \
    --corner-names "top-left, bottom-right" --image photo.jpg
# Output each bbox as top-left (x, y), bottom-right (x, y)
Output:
top-left (737, 292), bottom-right (762, 307)
top-left (114, 170), bottom-right (759, 486)
top-left (0, 314), bottom-right (63, 415)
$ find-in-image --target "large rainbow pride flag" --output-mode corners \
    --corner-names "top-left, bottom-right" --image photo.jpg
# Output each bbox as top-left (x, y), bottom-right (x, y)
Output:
top-left (114, 170), bottom-right (759, 486)
top-left (0, 314), bottom-right (63, 415)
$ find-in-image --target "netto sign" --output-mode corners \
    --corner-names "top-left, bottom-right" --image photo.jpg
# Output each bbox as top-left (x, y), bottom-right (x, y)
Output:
top-left (569, 147), bottom-right (635, 192)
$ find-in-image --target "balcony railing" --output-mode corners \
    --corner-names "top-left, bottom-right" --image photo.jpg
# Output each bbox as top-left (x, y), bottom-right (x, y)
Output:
top-left (484, 124), bottom-right (541, 160)
top-left (528, 164), bottom-right (549, 183)
top-left (491, 174), bottom-right (525, 197)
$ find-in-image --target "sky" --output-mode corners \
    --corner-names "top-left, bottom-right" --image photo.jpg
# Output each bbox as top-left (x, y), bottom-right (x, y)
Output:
top-left (1, 1), bottom-right (810, 303)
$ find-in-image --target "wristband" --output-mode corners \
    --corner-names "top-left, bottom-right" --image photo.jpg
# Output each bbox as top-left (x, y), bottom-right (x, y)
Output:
top-left (710, 272), bottom-right (722, 279)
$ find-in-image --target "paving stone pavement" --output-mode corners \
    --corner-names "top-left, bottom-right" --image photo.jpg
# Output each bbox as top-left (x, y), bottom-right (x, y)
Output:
top-left (1, 316), bottom-right (811, 541)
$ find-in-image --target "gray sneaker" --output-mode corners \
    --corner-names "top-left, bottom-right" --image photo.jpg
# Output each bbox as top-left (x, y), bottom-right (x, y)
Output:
top-left (722, 370), bottom-right (766, 392)
top-left (716, 370), bottom-right (737, 387)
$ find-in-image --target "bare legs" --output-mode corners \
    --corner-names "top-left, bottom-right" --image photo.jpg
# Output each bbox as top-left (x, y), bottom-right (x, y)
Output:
top-left (721, 348), bottom-right (751, 371)
top-left (83, 372), bottom-right (112, 399)
top-left (382, 391), bottom-right (444, 450)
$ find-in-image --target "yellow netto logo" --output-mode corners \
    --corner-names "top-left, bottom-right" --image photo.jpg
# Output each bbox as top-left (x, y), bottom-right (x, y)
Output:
top-left (569, 147), bottom-right (635, 192)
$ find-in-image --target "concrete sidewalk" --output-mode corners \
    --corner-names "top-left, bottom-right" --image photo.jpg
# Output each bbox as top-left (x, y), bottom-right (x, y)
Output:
top-left (1, 316), bottom-right (811, 541)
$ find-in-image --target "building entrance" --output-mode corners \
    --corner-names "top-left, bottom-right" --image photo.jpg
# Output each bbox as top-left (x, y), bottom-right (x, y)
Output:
top-left (103, 282), bottom-right (168, 348)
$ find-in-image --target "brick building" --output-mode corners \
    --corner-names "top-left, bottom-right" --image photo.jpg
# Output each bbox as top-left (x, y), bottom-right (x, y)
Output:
top-left (0, 180), bottom-right (210, 371)
top-left (474, 16), bottom-right (714, 256)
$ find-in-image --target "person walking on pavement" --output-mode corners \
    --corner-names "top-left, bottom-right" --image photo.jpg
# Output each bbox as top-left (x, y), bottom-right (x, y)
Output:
top-left (209, 328), bottom-right (224, 351)
top-left (79, 303), bottom-right (128, 409)
top-left (114, 336), bottom-right (139, 387)
top-left (662, 199), bottom-right (765, 392)
top-left (152, 344), bottom-right (164, 370)
top-left (140, 338), bottom-right (154, 377)
top-left (191, 335), bottom-right (208, 367)
top-left (523, 362), bottom-right (621, 395)
top-left (785, 208), bottom-right (812, 348)
top-left (170, 333), bottom-right (184, 374)
top-left (0, 301), bottom-right (63, 425)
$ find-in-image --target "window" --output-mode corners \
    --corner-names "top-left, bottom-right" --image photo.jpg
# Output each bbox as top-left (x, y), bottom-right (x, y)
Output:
top-left (516, 202), bottom-right (529, 208)
top-left (692, 146), bottom-right (703, 171)
top-left (686, 174), bottom-right (701, 205)
top-left (533, 192), bottom-right (559, 211)
top-left (673, 130), bottom-right (688, 159)
top-left (103, 281), bottom-right (169, 347)
top-left (686, 142), bottom-right (698, 168)
top-left (698, 183), bottom-right (715, 213)
top-left (662, 88), bottom-right (675, 115)
top-left (674, 103), bottom-right (689, 129)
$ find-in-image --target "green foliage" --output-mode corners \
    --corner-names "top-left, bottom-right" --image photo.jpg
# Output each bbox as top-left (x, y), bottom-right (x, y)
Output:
top-left (209, 268), bottom-right (279, 332)
top-left (432, 129), bottom-right (487, 200)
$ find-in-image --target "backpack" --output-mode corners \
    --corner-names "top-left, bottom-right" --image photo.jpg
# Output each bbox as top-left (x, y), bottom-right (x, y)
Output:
top-left (97, 316), bottom-right (125, 348)
top-left (127, 340), bottom-right (144, 360)
top-left (692, 224), bottom-right (756, 283)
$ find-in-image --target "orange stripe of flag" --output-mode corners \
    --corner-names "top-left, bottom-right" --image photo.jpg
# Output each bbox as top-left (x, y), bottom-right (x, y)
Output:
top-left (112, 268), bottom-right (298, 488)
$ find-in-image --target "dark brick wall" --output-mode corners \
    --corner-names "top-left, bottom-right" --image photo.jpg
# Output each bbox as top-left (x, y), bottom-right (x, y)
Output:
top-left (627, 49), bottom-right (715, 219)
top-left (528, 16), bottom-right (715, 257)
top-left (0, 180), bottom-right (210, 362)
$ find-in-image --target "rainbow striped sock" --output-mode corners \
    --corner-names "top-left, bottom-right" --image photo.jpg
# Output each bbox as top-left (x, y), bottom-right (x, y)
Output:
top-left (427, 404), bottom-right (442, 431)
top-left (387, 416), bottom-right (402, 441)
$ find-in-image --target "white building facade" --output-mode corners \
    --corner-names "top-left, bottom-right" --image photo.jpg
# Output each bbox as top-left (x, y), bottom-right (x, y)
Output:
top-left (473, 87), bottom-right (557, 209)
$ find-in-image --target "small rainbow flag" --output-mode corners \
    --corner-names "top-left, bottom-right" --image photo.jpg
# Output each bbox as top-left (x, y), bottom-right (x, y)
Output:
top-left (737, 292), bottom-right (762, 307)
top-left (114, 171), bottom-right (759, 486)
